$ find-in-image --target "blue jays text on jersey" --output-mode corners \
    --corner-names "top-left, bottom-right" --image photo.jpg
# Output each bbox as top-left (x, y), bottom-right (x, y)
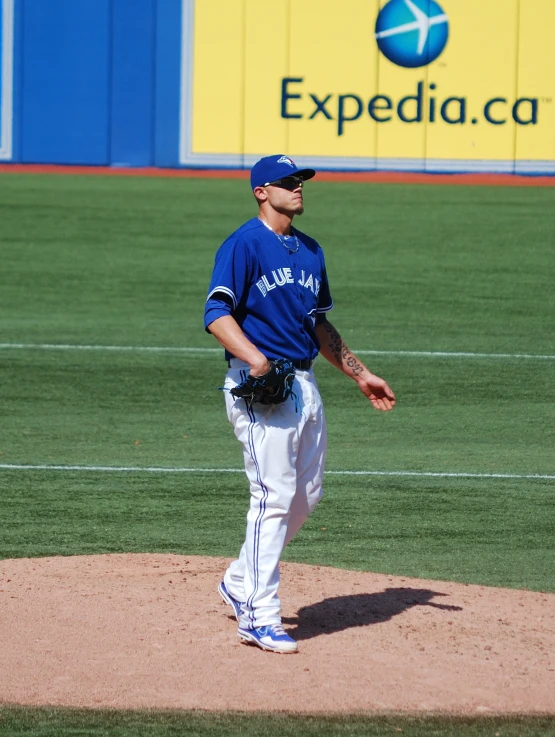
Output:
top-left (204, 218), bottom-right (333, 362)
top-left (255, 267), bottom-right (321, 297)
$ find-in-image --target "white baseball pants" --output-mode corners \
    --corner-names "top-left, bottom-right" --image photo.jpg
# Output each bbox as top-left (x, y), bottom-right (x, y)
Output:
top-left (222, 360), bottom-right (327, 630)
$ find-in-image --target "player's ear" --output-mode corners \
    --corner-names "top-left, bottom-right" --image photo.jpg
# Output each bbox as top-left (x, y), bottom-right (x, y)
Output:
top-left (253, 186), bottom-right (268, 204)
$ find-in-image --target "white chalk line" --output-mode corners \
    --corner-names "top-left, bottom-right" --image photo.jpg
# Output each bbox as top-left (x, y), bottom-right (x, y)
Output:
top-left (0, 343), bottom-right (554, 360)
top-left (0, 464), bottom-right (553, 480)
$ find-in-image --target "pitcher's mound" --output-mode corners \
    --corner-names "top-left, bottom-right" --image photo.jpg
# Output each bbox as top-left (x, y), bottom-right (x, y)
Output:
top-left (1, 553), bottom-right (554, 713)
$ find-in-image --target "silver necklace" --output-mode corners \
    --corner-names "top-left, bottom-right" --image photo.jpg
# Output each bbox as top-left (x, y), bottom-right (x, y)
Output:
top-left (258, 217), bottom-right (300, 253)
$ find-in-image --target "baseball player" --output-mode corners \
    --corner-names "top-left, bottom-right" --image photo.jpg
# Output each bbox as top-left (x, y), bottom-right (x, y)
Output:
top-left (204, 154), bottom-right (395, 654)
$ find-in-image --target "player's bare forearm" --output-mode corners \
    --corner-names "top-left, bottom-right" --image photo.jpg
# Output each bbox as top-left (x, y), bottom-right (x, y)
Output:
top-left (316, 318), bottom-right (396, 411)
top-left (207, 315), bottom-right (270, 376)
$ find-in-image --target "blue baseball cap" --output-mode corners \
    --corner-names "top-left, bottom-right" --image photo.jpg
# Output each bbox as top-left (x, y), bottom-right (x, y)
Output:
top-left (250, 154), bottom-right (316, 190)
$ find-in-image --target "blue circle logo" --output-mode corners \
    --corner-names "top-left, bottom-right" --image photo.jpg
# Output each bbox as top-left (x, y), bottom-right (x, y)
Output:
top-left (375, 0), bottom-right (449, 69)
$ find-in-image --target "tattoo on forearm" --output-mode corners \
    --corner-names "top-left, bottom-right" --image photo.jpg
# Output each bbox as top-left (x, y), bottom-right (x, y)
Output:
top-left (346, 355), bottom-right (364, 375)
top-left (321, 321), bottom-right (364, 376)
top-left (321, 319), bottom-right (343, 364)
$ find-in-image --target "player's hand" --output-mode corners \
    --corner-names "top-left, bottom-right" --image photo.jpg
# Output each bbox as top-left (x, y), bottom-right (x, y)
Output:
top-left (355, 372), bottom-right (396, 411)
top-left (249, 357), bottom-right (272, 377)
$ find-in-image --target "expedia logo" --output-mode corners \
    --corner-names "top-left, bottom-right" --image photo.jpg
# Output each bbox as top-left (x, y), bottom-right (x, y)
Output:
top-left (375, 0), bottom-right (449, 69)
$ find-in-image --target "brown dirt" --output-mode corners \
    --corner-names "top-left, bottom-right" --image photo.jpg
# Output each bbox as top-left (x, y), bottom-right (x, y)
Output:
top-left (1, 553), bottom-right (554, 714)
top-left (1, 163), bottom-right (554, 187)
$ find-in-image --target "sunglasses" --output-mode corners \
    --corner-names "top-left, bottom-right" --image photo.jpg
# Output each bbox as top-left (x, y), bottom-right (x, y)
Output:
top-left (265, 175), bottom-right (305, 191)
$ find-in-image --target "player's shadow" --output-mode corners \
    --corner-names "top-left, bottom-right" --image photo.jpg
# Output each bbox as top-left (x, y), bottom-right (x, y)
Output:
top-left (283, 588), bottom-right (463, 641)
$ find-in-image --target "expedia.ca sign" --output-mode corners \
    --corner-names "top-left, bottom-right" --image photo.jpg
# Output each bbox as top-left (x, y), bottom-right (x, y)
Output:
top-left (185, 0), bottom-right (555, 173)
top-left (280, 0), bottom-right (539, 136)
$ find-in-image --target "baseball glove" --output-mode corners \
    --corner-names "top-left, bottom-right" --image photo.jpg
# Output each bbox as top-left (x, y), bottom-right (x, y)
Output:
top-left (230, 359), bottom-right (296, 408)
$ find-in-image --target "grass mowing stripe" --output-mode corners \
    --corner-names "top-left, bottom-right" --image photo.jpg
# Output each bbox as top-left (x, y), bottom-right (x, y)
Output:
top-left (3, 471), bottom-right (553, 589)
top-left (0, 464), bottom-right (241, 473)
top-left (0, 343), bottom-right (221, 354)
top-left (1, 463), bottom-right (554, 480)
top-left (3, 349), bottom-right (553, 476)
top-left (2, 707), bottom-right (555, 737)
top-left (1, 343), bottom-right (555, 360)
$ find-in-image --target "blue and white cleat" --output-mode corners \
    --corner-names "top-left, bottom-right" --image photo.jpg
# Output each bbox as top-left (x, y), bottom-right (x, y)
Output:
top-left (238, 624), bottom-right (298, 654)
top-left (218, 580), bottom-right (244, 621)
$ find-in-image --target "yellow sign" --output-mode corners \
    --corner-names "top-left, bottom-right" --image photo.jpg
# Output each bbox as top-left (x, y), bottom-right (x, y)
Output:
top-left (182, 0), bottom-right (555, 173)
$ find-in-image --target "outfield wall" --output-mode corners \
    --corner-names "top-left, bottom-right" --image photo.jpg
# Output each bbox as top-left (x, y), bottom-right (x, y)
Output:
top-left (1, 0), bottom-right (554, 173)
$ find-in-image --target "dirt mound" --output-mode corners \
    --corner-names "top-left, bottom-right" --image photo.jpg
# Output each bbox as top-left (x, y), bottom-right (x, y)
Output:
top-left (1, 554), bottom-right (554, 713)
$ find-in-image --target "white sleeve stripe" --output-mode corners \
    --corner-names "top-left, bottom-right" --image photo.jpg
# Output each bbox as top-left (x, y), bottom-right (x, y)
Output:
top-left (316, 301), bottom-right (334, 313)
top-left (206, 286), bottom-right (237, 309)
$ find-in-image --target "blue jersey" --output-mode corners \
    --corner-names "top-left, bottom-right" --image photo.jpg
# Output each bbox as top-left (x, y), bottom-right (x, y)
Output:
top-left (204, 217), bottom-right (333, 361)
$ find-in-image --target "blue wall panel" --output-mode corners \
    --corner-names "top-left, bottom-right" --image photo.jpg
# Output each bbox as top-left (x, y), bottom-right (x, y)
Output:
top-left (110, 0), bottom-right (156, 167)
top-left (6, 0), bottom-right (184, 166)
top-left (154, 0), bottom-right (182, 167)
top-left (21, 0), bottom-right (111, 164)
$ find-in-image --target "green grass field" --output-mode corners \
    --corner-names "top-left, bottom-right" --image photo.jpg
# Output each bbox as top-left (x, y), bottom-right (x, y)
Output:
top-left (1, 172), bottom-right (554, 736)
